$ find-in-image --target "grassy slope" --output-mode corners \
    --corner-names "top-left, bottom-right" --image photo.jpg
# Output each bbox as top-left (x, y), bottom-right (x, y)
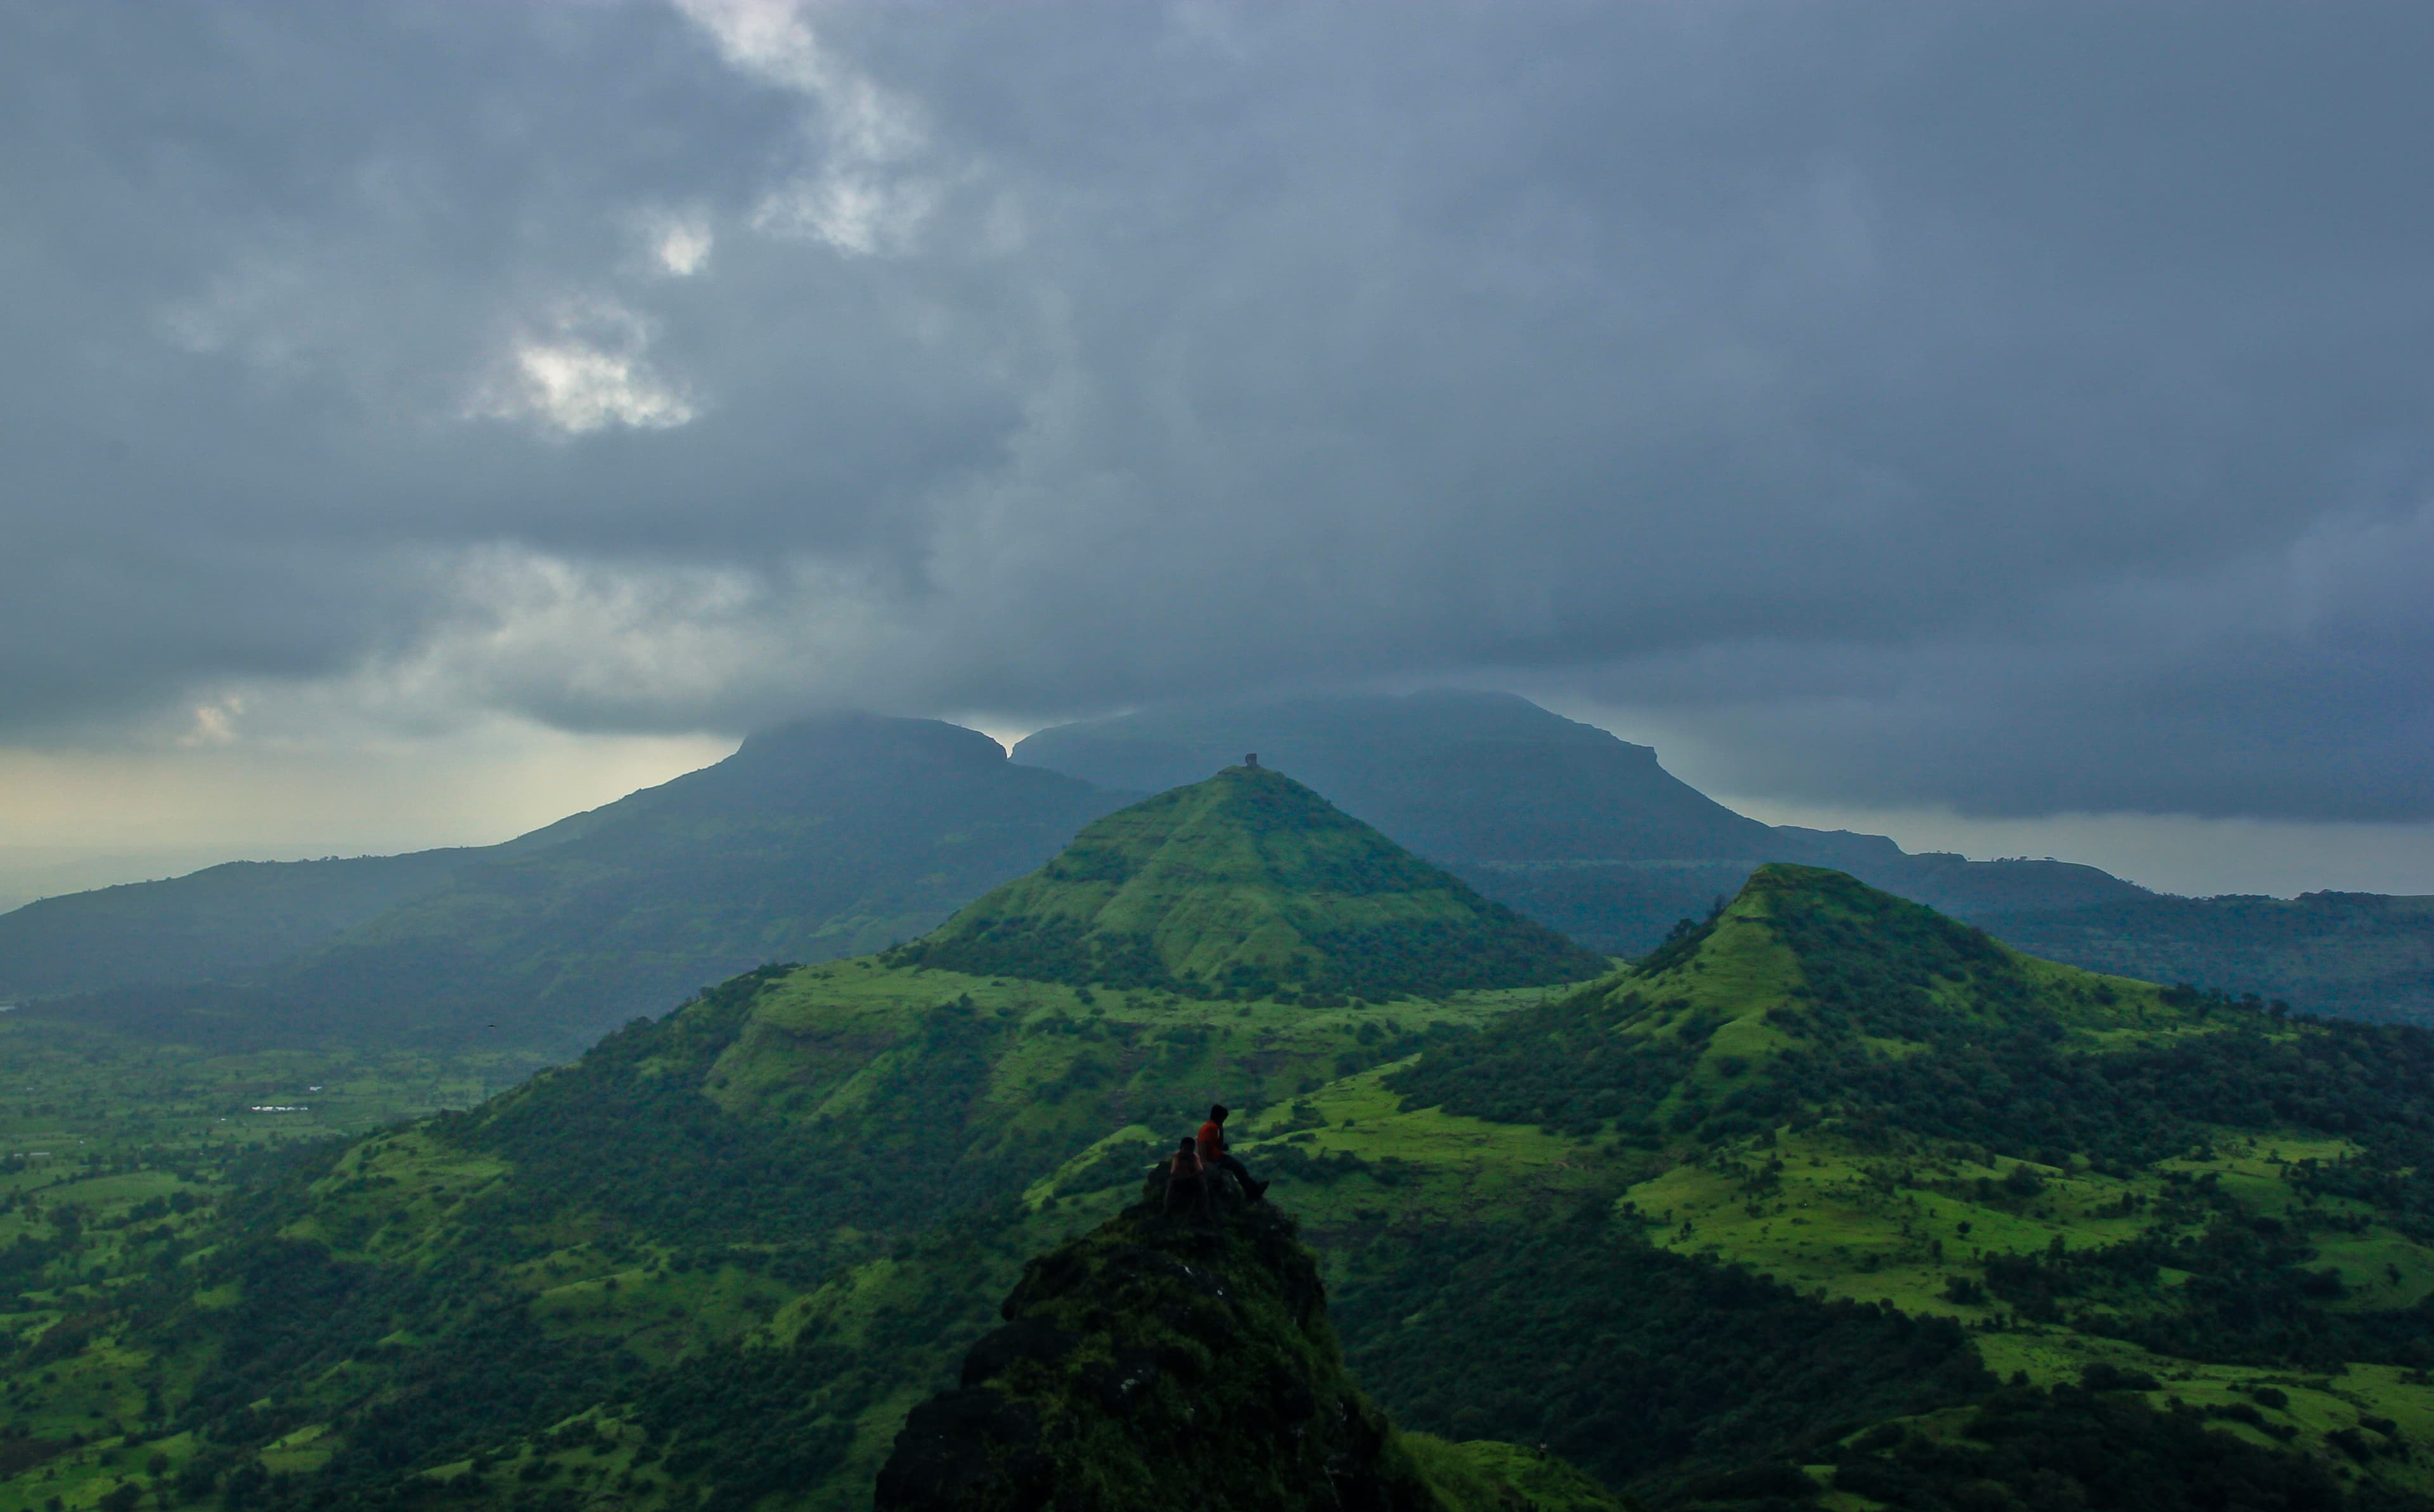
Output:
top-left (1266, 866), bottom-right (2434, 1504)
top-left (0, 959), bottom-right (1585, 1512)
top-left (890, 766), bottom-right (1607, 1001)
top-left (18, 862), bottom-right (2434, 1512)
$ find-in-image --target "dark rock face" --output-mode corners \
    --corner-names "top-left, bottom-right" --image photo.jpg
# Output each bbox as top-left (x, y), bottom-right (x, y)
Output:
top-left (875, 1199), bottom-right (1440, 1512)
top-left (877, 1390), bottom-right (1052, 1511)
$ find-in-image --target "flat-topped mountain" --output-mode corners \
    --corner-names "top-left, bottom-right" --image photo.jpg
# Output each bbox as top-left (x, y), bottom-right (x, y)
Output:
top-left (10, 692), bottom-right (2429, 1044)
top-left (27, 714), bottom-right (1128, 1050)
top-left (885, 764), bottom-right (1609, 1003)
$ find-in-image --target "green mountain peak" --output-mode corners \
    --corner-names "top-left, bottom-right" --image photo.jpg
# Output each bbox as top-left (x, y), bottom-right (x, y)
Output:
top-left (885, 764), bottom-right (1608, 1002)
top-left (1395, 861), bottom-right (2203, 1150)
top-left (1628, 861), bottom-right (2170, 1041)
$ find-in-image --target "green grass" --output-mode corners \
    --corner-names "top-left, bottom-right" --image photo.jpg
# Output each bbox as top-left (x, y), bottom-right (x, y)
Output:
top-left (1230, 1060), bottom-right (1621, 1231)
top-left (0, 1016), bottom-right (547, 1165)
top-left (1616, 1123), bottom-right (2434, 1493)
top-left (0, 1014), bottom-right (555, 1512)
top-left (887, 766), bottom-right (1609, 1001)
top-left (1403, 1436), bottom-right (1628, 1512)
top-left (0, 952), bottom-right (1597, 1512)
top-left (13, 861), bottom-right (2434, 1512)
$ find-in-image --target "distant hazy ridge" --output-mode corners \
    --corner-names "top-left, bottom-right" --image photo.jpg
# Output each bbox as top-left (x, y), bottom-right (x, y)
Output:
top-left (3, 691), bottom-right (2428, 1039)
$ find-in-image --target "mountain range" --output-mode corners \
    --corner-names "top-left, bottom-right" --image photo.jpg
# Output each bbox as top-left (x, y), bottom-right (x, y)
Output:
top-left (3, 692), bottom-right (2428, 1049)
top-left (1015, 690), bottom-right (2146, 942)
top-left (8, 766), bottom-right (2434, 1511)
top-left (0, 716), bottom-right (1123, 1051)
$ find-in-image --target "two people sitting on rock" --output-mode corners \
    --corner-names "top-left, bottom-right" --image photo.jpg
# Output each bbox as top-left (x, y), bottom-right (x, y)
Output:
top-left (1166, 1103), bottom-right (1268, 1215)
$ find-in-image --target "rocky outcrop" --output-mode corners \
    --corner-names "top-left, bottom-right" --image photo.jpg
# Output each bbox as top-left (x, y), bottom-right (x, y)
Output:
top-left (875, 1195), bottom-right (1441, 1512)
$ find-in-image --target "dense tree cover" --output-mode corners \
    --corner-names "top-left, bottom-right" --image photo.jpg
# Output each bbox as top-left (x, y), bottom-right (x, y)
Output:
top-left (1335, 1210), bottom-right (2434, 1511)
top-left (450, 968), bottom-right (1039, 1251)
top-left (146, 1179), bottom-right (1041, 1512)
top-left (1753, 869), bottom-right (2036, 1040)
top-left (628, 1199), bottom-right (1035, 1512)
top-left (1331, 1212), bottom-right (1990, 1498)
top-left (1392, 870), bottom-right (2434, 1196)
top-left (885, 917), bottom-right (1180, 994)
top-left (1374, 863), bottom-right (2434, 1428)
top-left (84, 968), bottom-right (1115, 1506)
top-left (178, 1239), bottom-right (634, 1483)
top-left (1388, 983), bottom-right (1707, 1139)
top-left (1800, 1376), bottom-right (2427, 1512)
top-left (1387, 869), bottom-right (2056, 1141)
top-left (874, 1195), bottom-right (1445, 1512)
top-left (1975, 1207), bottom-right (2434, 1371)
top-left (1295, 912), bottom-right (1607, 1003)
top-left (0, 1229), bottom-right (72, 1295)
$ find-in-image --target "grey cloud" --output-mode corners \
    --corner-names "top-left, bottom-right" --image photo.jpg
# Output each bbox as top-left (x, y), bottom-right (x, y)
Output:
top-left (3, 1), bottom-right (2430, 818)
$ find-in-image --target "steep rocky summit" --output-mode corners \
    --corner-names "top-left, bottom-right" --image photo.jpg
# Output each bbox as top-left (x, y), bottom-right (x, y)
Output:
top-left (876, 1194), bottom-right (1443, 1512)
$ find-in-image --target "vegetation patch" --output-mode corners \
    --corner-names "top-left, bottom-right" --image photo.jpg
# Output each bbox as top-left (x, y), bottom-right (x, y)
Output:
top-left (887, 767), bottom-right (1607, 1001)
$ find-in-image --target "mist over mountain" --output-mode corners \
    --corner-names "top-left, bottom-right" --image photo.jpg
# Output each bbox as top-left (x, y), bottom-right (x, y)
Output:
top-left (1983, 890), bottom-right (2434, 1028)
top-left (9, 692), bottom-right (2431, 1040)
top-left (8, 6), bottom-right (2434, 1511)
top-left (1015, 693), bottom-right (2433, 1022)
top-left (0, 848), bottom-right (487, 1001)
top-left (1015, 691), bottom-right (2145, 952)
top-left (15, 715), bottom-right (1123, 1050)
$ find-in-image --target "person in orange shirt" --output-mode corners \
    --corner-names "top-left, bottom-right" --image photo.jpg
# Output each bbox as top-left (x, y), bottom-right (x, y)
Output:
top-left (1197, 1103), bottom-right (1267, 1202)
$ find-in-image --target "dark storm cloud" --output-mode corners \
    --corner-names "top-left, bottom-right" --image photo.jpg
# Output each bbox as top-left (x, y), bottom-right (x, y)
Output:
top-left (3, 1), bottom-right (2430, 819)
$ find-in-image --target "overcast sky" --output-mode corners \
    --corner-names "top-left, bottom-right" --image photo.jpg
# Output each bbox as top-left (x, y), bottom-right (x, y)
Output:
top-left (3, 0), bottom-right (2430, 896)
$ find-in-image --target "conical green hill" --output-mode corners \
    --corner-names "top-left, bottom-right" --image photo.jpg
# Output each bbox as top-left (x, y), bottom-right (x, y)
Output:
top-left (1391, 861), bottom-right (2196, 1143)
top-left (885, 764), bottom-right (1609, 1002)
top-left (1626, 860), bottom-right (2172, 1040)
